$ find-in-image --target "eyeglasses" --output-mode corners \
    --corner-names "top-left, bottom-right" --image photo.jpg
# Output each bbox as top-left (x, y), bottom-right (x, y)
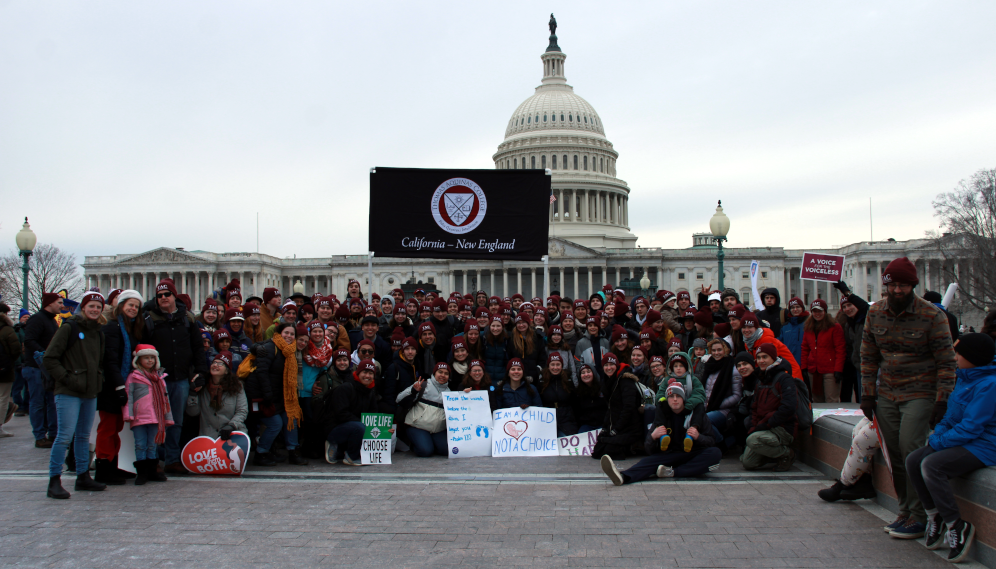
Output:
top-left (359, 349), bottom-right (375, 355)
top-left (156, 292), bottom-right (173, 299)
top-left (886, 283), bottom-right (912, 291)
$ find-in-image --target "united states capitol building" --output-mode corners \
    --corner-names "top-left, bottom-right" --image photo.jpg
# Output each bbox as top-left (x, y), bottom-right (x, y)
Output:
top-left (83, 21), bottom-right (975, 323)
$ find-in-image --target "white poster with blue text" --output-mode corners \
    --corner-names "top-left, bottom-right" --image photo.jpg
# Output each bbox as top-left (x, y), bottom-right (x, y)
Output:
top-left (443, 391), bottom-right (493, 458)
top-left (491, 407), bottom-right (559, 457)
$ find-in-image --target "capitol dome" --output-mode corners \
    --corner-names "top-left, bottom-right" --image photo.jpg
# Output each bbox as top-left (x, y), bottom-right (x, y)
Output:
top-left (493, 22), bottom-right (637, 249)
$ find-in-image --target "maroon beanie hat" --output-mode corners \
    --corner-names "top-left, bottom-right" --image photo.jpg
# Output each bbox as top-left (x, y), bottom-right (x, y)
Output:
top-left (601, 352), bottom-right (619, 367)
top-left (810, 299), bottom-right (828, 312)
top-left (400, 337), bottom-right (417, 351)
top-left (693, 310), bottom-right (713, 329)
top-left (451, 338), bottom-right (467, 352)
top-left (728, 304), bottom-right (747, 320)
top-left (676, 291), bottom-right (691, 302)
top-left (155, 279), bottom-right (177, 297)
top-left (882, 256), bottom-right (918, 286)
top-left (787, 297), bottom-right (804, 309)
top-left (547, 352), bottom-right (563, 365)
top-left (334, 349), bottom-right (351, 360)
top-left (263, 288), bottom-right (280, 303)
top-left (506, 357), bottom-right (524, 372)
top-left (645, 309), bottom-right (661, 325)
top-left (668, 338), bottom-right (683, 350)
top-left (390, 327), bottom-right (405, 347)
top-left (715, 323), bottom-right (731, 337)
top-left (464, 320), bottom-right (480, 334)
top-left (756, 343), bottom-right (778, 360)
top-left (639, 327), bottom-right (658, 342)
top-left (610, 325), bottom-right (628, 343)
top-left (434, 362), bottom-right (450, 374)
top-left (356, 359), bottom-right (376, 374)
top-left (81, 290), bottom-right (105, 308)
top-left (549, 325), bottom-right (563, 336)
top-left (418, 321), bottom-right (436, 336)
top-left (308, 320), bottom-right (325, 333)
top-left (573, 299), bottom-right (588, 309)
top-left (334, 305), bottom-right (350, 319)
top-left (213, 329), bottom-right (232, 344)
top-left (213, 350), bottom-right (233, 368)
top-left (740, 312), bottom-right (760, 328)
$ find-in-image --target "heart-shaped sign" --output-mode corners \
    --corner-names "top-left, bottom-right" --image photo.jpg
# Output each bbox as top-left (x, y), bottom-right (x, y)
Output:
top-left (181, 432), bottom-right (251, 475)
top-left (503, 421), bottom-right (529, 440)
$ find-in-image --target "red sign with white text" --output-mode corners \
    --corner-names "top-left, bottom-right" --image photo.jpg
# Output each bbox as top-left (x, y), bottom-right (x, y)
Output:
top-left (801, 252), bottom-right (845, 282)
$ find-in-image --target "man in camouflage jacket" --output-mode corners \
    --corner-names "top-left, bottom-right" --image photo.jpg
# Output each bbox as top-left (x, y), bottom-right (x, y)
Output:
top-left (860, 257), bottom-right (955, 536)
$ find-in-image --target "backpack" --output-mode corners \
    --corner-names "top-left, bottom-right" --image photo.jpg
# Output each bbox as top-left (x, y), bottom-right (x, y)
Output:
top-left (793, 376), bottom-right (813, 430)
top-left (0, 331), bottom-right (14, 378)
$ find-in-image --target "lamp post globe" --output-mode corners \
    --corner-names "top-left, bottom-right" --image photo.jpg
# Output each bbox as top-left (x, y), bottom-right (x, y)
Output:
top-left (709, 201), bottom-right (730, 291)
top-left (15, 217), bottom-right (37, 311)
top-left (639, 273), bottom-right (651, 296)
top-left (293, 280), bottom-right (305, 295)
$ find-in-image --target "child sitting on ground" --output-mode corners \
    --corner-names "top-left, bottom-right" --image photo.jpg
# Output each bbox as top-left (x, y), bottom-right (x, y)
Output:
top-left (655, 351), bottom-right (706, 413)
top-left (123, 344), bottom-right (174, 485)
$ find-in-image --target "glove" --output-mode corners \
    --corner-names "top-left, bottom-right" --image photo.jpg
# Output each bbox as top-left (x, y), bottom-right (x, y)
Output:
top-left (833, 372), bottom-right (844, 384)
top-left (801, 370), bottom-right (810, 387)
top-left (115, 385), bottom-right (128, 406)
top-left (219, 426), bottom-right (233, 440)
top-left (860, 397), bottom-right (877, 421)
top-left (832, 280), bottom-right (850, 295)
top-left (191, 374), bottom-right (206, 391)
top-left (929, 401), bottom-right (947, 428)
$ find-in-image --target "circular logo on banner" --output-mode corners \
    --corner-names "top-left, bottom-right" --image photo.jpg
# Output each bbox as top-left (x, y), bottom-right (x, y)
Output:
top-left (431, 178), bottom-right (487, 234)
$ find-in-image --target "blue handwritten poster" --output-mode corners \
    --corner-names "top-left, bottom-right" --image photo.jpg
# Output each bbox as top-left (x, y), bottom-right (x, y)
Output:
top-left (443, 391), bottom-right (493, 458)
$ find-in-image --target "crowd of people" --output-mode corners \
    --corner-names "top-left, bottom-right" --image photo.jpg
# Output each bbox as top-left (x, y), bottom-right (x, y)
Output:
top-left (0, 255), bottom-right (993, 563)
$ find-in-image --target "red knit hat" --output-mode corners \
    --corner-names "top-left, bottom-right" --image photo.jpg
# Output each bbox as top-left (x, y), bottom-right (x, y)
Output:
top-left (418, 321), bottom-right (436, 336)
top-left (740, 312), bottom-right (760, 328)
top-left (728, 304), bottom-right (747, 320)
top-left (693, 310), bottom-right (713, 329)
top-left (639, 327), bottom-right (658, 342)
top-left (756, 343), bottom-right (778, 360)
top-left (224, 307), bottom-right (244, 321)
top-left (390, 327), bottom-right (405, 347)
top-left (451, 338), bottom-right (467, 352)
top-left (882, 256), bottom-right (918, 286)
top-left (155, 279), bottom-right (177, 297)
top-left (213, 350), bottom-right (233, 368)
top-left (810, 299), bottom-right (828, 312)
top-left (81, 290), bottom-right (105, 308)
top-left (601, 352), bottom-right (619, 367)
top-left (715, 323), bottom-right (731, 337)
top-left (243, 302), bottom-right (261, 317)
top-left (645, 310), bottom-right (661, 325)
top-left (610, 325), bottom-right (628, 343)
top-left (464, 320), bottom-right (480, 334)
top-left (676, 291), bottom-right (691, 302)
top-left (787, 297), bottom-right (804, 309)
top-left (263, 287), bottom-right (280, 303)
top-left (506, 357), bottom-right (523, 372)
top-left (547, 352), bottom-right (563, 365)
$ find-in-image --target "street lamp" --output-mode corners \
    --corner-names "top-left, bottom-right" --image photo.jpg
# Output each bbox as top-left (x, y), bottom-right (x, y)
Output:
top-left (639, 271), bottom-right (651, 297)
top-left (15, 217), bottom-right (37, 311)
top-left (709, 201), bottom-right (730, 291)
top-left (293, 279), bottom-right (305, 295)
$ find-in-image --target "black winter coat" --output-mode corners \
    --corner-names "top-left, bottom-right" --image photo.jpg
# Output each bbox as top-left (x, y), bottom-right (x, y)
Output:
top-left (601, 370), bottom-right (643, 441)
top-left (382, 353), bottom-right (418, 414)
top-left (539, 373), bottom-right (577, 435)
top-left (508, 330), bottom-right (546, 381)
top-left (319, 376), bottom-right (378, 436)
top-left (644, 400), bottom-right (715, 454)
top-left (22, 310), bottom-right (58, 368)
top-left (483, 337), bottom-right (509, 382)
top-left (99, 317), bottom-right (139, 414)
top-left (430, 315), bottom-right (458, 354)
top-left (571, 382), bottom-right (607, 428)
top-left (757, 287), bottom-right (784, 338)
top-left (750, 358), bottom-right (798, 436)
top-left (251, 340), bottom-right (290, 413)
top-left (143, 304), bottom-right (207, 382)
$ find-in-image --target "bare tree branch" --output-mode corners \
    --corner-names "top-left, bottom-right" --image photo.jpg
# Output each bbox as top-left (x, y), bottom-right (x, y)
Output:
top-left (0, 244), bottom-right (85, 312)
top-left (929, 167), bottom-right (996, 312)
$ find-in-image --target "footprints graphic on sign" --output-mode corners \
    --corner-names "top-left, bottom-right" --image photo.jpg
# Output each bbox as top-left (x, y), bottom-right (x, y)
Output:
top-left (503, 421), bottom-right (528, 440)
top-left (475, 425), bottom-right (490, 438)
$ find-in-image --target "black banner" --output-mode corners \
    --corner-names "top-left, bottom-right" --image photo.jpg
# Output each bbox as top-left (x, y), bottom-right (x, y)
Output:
top-left (368, 167), bottom-right (551, 261)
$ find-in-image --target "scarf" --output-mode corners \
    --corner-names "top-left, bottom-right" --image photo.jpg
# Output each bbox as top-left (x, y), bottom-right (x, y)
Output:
top-left (702, 354), bottom-right (735, 412)
top-left (353, 370), bottom-right (375, 390)
top-left (272, 334), bottom-right (304, 431)
top-left (452, 360), bottom-right (468, 376)
top-left (305, 337), bottom-right (333, 368)
top-left (118, 315), bottom-right (133, 381)
top-left (207, 380), bottom-right (225, 410)
top-left (142, 369), bottom-right (171, 445)
top-left (420, 339), bottom-right (436, 378)
top-left (742, 327), bottom-right (764, 350)
top-left (562, 328), bottom-right (577, 343)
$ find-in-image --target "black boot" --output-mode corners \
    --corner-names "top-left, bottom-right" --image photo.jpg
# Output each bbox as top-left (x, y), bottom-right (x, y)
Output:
top-left (817, 480), bottom-right (846, 502)
top-left (113, 455), bottom-right (136, 479)
top-left (840, 473), bottom-right (877, 500)
top-left (145, 460), bottom-right (168, 482)
top-left (288, 449), bottom-right (309, 466)
top-left (94, 459), bottom-right (126, 485)
top-left (74, 471), bottom-right (107, 492)
top-left (47, 476), bottom-right (70, 499)
top-left (253, 451), bottom-right (277, 467)
top-left (133, 461), bottom-right (148, 486)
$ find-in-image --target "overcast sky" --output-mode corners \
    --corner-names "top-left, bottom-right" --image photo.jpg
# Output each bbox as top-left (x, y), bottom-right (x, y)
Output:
top-left (1, 1), bottom-right (994, 263)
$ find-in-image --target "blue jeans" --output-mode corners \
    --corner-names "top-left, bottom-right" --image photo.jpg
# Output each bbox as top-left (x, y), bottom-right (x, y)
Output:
top-left (327, 421), bottom-right (364, 461)
top-left (160, 380), bottom-right (188, 465)
top-left (707, 410), bottom-right (728, 447)
top-left (132, 424), bottom-right (159, 461)
top-left (49, 395), bottom-right (97, 477)
top-left (256, 414), bottom-right (282, 453)
top-left (24, 367), bottom-right (57, 440)
top-left (12, 368), bottom-right (27, 408)
top-left (280, 412), bottom-right (300, 450)
top-left (408, 427), bottom-right (447, 457)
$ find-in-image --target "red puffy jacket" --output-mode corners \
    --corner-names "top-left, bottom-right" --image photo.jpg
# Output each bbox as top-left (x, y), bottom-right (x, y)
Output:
top-left (801, 324), bottom-right (846, 374)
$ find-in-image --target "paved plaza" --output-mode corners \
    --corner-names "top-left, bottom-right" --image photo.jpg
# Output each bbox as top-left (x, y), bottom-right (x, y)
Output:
top-left (0, 416), bottom-right (972, 569)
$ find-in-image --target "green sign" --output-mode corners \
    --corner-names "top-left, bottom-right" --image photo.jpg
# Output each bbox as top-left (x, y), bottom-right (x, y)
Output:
top-left (361, 413), bottom-right (394, 465)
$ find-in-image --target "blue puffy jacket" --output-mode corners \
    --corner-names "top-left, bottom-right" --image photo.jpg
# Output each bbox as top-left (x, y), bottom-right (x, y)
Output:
top-left (929, 363), bottom-right (996, 466)
top-left (497, 380), bottom-right (542, 408)
top-left (779, 314), bottom-right (807, 370)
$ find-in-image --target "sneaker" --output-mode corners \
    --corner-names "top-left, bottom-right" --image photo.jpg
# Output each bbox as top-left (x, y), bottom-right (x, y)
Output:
top-left (839, 473), bottom-right (877, 500)
top-left (889, 518), bottom-right (926, 539)
top-left (341, 454), bottom-right (364, 466)
top-left (884, 515), bottom-right (908, 533)
top-left (14, 410), bottom-right (27, 417)
top-left (708, 463), bottom-right (721, 472)
top-left (324, 441), bottom-right (338, 464)
top-left (946, 519), bottom-right (975, 563)
top-left (658, 435), bottom-right (670, 452)
top-left (924, 515), bottom-right (946, 550)
top-left (35, 438), bottom-right (53, 449)
top-left (600, 455), bottom-right (624, 486)
top-left (773, 449), bottom-right (796, 472)
top-left (4, 403), bottom-right (16, 424)
top-left (0, 428), bottom-right (13, 438)
top-left (656, 465), bottom-right (674, 478)
top-left (683, 435), bottom-right (693, 452)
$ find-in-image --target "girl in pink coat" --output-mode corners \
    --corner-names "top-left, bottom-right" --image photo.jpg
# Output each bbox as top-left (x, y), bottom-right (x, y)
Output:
top-left (123, 344), bottom-right (174, 485)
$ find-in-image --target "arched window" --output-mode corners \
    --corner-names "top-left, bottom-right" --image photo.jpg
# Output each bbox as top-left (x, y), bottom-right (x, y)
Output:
top-left (541, 155), bottom-right (546, 169)
top-left (535, 115), bottom-right (539, 123)
top-left (531, 156), bottom-right (536, 169)
top-left (543, 114), bottom-right (547, 122)
top-left (563, 154), bottom-right (567, 168)
top-left (527, 116), bottom-right (531, 124)
top-left (569, 114), bottom-right (573, 122)
top-left (573, 155), bottom-right (578, 170)
top-left (552, 113), bottom-right (556, 122)
top-left (583, 156), bottom-right (588, 170)
top-left (584, 116), bottom-right (588, 124)
top-left (513, 158), bottom-right (517, 169)
top-left (560, 113), bottom-right (564, 121)
top-left (600, 158), bottom-right (604, 173)
top-left (506, 159), bottom-right (510, 169)
top-left (552, 155), bottom-right (557, 169)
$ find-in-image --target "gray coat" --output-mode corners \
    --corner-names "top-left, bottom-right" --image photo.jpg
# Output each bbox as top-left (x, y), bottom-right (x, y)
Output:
top-left (186, 387), bottom-right (248, 439)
